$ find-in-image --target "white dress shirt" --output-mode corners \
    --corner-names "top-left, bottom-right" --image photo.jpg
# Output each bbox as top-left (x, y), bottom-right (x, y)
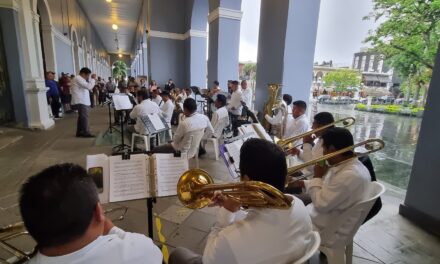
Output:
top-left (71, 76), bottom-right (95, 106)
top-left (264, 101), bottom-right (292, 126)
top-left (283, 114), bottom-right (310, 145)
top-left (172, 113), bottom-right (214, 151)
top-left (203, 195), bottom-right (315, 264)
top-left (241, 88), bottom-right (253, 109)
top-left (152, 95), bottom-right (163, 106)
top-left (160, 99), bottom-right (175, 125)
top-left (304, 158), bottom-right (370, 246)
top-left (204, 106), bottom-right (229, 139)
top-left (228, 90), bottom-right (243, 115)
top-left (129, 99), bottom-right (161, 132)
top-left (28, 227), bottom-right (162, 264)
top-left (299, 138), bottom-right (324, 163)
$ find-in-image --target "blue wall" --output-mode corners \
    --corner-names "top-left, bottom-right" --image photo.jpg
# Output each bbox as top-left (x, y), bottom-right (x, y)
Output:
top-left (149, 37), bottom-right (185, 86)
top-left (54, 37), bottom-right (74, 74)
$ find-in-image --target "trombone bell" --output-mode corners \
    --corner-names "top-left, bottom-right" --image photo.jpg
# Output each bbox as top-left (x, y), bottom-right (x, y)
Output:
top-left (177, 169), bottom-right (215, 209)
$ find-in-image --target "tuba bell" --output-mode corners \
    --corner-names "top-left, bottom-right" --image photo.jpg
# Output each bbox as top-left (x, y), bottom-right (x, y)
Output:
top-left (261, 84), bottom-right (282, 131)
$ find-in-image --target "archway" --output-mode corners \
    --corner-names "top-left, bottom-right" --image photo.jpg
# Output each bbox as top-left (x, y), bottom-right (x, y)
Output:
top-left (82, 37), bottom-right (88, 68)
top-left (70, 26), bottom-right (80, 74)
top-left (36, 0), bottom-right (57, 73)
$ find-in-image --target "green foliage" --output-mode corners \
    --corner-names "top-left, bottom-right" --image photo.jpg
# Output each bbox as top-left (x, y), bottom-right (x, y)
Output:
top-left (364, 0), bottom-right (439, 98)
top-left (322, 69), bottom-right (361, 92)
top-left (355, 103), bottom-right (367, 110)
top-left (242, 63), bottom-right (257, 80)
top-left (355, 103), bottom-right (424, 116)
top-left (112, 61), bottom-right (127, 79)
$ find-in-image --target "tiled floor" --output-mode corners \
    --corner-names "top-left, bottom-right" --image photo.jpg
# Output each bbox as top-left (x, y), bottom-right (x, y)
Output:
top-left (0, 107), bottom-right (439, 263)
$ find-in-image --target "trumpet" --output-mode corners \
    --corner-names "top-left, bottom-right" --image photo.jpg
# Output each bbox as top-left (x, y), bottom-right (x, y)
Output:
top-left (286, 138), bottom-right (385, 183)
top-left (277, 117), bottom-right (356, 153)
top-left (0, 206), bottom-right (128, 263)
top-left (177, 169), bottom-right (292, 210)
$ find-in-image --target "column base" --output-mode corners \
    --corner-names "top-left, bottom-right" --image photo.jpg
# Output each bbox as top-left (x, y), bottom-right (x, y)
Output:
top-left (399, 203), bottom-right (440, 237)
top-left (25, 78), bottom-right (55, 130)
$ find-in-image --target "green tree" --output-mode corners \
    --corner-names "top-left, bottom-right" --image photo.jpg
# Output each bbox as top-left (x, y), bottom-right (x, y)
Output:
top-left (112, 61), bottom-right (127, 79)
top-left (243, 63), bottom-right (257, 80)
top-left (364, 0), bottom-right (440, 104)
top-left (322, 69), bottom-right (361, 92)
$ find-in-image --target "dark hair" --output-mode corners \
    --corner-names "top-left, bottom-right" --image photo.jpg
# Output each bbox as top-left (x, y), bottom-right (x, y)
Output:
top-left (321, 127), bottom-right (354, 156)
top-left (314, 112), bottom-right (335, 126)
top-left (213, 80), bottom-right (219, 86)
top-left (19, 163), bottom-right (99, 248)
top-left (239, 139), bottom-right (287, 192)
top-left (79, 67), bottom-right (91, 74)
top-left (283, 94), bottom-right (293, 105)
top-left (292, 100), bottom-right (307, 111)
top-left (137, 89), bottom-right (150, 100)
top-left (216, 94), bottom-right (227, 107)
top-left (231, 80), bottom-right (239, 85)
top-left (183, 98), bottom-right (197, 113)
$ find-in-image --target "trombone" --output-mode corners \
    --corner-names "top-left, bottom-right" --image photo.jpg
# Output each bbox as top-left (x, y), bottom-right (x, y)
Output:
top-left (286, 138), bottom-right (385, 184)
top-left (177, 169), bottom-right (292, 210)
top-left (277, 117), bottom-right (356, 153)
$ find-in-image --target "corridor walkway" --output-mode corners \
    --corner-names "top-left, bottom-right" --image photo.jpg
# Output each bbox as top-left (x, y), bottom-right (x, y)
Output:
top-left (0, 108), bottom-right (439, 263)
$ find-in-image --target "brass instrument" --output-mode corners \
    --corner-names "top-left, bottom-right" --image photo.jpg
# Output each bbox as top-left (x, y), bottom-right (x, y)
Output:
top-left (177, 169), bottom-right (292, 210)
top-left (286, 138), bottom-right (385, 183)
top-left (262, 84), bottom-right (282, 131)
top-left (277, 117), bottom-right (356, 152)
top-left (0, 206), bottom-right (128, 263)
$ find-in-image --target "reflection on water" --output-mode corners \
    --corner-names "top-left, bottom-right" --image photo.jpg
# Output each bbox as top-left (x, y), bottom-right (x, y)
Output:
top-left (318, 104), bottom-right (422, 189)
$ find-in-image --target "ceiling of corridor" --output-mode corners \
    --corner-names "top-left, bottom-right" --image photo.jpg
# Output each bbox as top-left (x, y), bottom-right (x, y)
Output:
top-left (78, 0), bottom-right (143, 55)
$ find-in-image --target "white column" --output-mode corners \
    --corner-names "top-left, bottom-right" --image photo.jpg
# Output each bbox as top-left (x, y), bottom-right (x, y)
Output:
top-left (40, 25), bottom-right (57, 72)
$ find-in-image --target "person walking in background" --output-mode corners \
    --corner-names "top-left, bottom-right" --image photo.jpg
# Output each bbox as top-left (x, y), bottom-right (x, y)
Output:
top-left (71, 67), bottom-right (96, 138)
top-left (45, 71), bottom-right (61, 119)
top-left (59, 73), bottom-right (72, 113)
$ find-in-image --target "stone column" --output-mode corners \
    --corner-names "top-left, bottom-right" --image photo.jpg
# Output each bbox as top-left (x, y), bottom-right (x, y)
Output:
top-left (142, 41), bottom-right (149, 77)
top-left (40, 25), bottom-right (57, 72)
top-left (399, 43), bottom-right (440, 236)
top-left (207, 0), bottom-right (242, 89)
top-left (15, 0), bottom-right (54, 129)
top-left (255, 0), bottom-right (321, 113)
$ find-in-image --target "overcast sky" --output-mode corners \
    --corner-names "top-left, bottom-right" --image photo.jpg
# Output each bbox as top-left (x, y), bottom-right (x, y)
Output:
top-left (239, 0), bottom-right (379, 67)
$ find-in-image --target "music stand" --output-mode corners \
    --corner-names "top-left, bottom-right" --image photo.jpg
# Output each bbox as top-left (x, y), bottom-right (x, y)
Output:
top-left (103, 95), bottom-right (120, 137)
top-left (111, 94), bottom-right (133, 153)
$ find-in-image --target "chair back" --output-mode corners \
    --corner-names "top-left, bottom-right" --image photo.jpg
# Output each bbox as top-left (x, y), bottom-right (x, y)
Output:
top-left (319, 182), bottom-right (386, 247)
top-left (292, 231), bottom-right (321, 264)
top-left (180, 128), bottom-right (205, 159)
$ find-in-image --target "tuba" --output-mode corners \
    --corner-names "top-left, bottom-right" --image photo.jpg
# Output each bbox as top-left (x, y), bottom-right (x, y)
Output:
top-left (177, 169), bottom-right (292, 209)
top-left (262, 84), bottom-right (282, 131)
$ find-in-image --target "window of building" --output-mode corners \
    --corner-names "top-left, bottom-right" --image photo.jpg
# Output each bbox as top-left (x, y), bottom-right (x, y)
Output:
top-left (361, 55), bottom-right (367, 71)
top-left (368, 55), bottom-right (375, 72)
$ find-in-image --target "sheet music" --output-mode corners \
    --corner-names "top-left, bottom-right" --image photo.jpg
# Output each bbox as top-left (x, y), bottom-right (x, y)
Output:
top-left (225, 140), bottom-right (243, 168)
top-left (109, 154), bottom-right (149, 202)
top-left (253, 123), bottom-right (273, 142)
top-left (240, 124), bottom-right (259, 138)
top-left (87, 154), bottom-right (110, 203)
top-left (154, 154), bottom-right (189, 197)
top-left (112, 94), bottom-right (133, 110)
top-left (149, 113), bottom-right (166, 131)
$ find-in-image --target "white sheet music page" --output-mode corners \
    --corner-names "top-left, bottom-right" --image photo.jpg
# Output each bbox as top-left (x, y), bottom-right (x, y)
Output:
top-left (109, 154), bottom-right (149, 202)
top-left (240, 124), bottom-right (259, 138)
top-left (149, 113), bottom-right (166, 131)
top-left (86, 154), bottom-right (110, 203)
top-left (154, 154), bottom-right (189, 197)
top-left (112, 94), bottom-right (133, 110)
top-left (225, 140), bottom-right (243, 168)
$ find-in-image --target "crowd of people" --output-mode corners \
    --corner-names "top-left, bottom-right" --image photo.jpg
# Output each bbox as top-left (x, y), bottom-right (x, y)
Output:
top-left (30, 68), bottom-right (381, 263)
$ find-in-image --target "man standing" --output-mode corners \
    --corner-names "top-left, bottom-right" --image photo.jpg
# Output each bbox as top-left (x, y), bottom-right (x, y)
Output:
top-left (164, 79), bottom-right (175, 92)
top-left (240, 80), bottom-right (253, 110)
top-left (71, 67), bottom-right (96, 138)
top-left (45, 71), bottom-right (61, 119)
top-left (105, 77), bottom-right (116, 94)
top-left (228, 81), bottom-right (242, 136)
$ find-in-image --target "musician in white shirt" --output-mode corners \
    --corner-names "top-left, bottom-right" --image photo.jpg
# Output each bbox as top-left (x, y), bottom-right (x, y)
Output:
top-left (151, 89), bottom-right (163, 106)
top-left (293, 128), bottom-right (371, 246)
top-left (228, 81), bottom-right (242, 116)
top-left (20, 163), bottom-right (162, 264)
top-left (129, 90), bottom-right (161, 133)
top-left (241, 80), bottom-right (253, 109)
top-left (152, 98), bottom-right (213, 153)
top-left (169, 139), bottom-right (315, 264)
top-left (71, 67), bottom-right (96, 137)
top-left (160, 91), bottom-right (175, 125)
top-left (284, 100), bottom-right (310, 145)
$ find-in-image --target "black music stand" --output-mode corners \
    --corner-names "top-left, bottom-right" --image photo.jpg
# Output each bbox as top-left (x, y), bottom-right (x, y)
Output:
top-left (111, 94), bottom-right (133, 153)
top-left (103, 97), bottom-right (120, 137)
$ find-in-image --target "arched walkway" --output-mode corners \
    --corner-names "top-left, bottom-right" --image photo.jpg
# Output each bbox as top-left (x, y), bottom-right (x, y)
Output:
top-left (36, 0), bottom-right (57, 73)
top-left (70, 26), bottom-right (80, 74)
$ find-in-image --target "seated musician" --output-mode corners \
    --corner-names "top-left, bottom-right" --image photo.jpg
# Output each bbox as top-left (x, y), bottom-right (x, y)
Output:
top-left (169, 139), bottom-right (315, 264)
top-left (19, 163), bottom-right (162, 264)
top-left (152, 98), bottom-right (213, 153)
top-left (289, 112), bottom-right (335, 163)
top-left (128, 90), bottom-right (161, 133)
top-left (284, 100), bottom-right (309, 144)
top-left (293, 128), bottom-right (371, 245)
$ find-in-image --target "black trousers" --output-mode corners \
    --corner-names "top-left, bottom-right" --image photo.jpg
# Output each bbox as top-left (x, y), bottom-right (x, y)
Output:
top-left (50, 96), bottom-right (61, 118)
top-left (76, 104), bottom-right (90, 136)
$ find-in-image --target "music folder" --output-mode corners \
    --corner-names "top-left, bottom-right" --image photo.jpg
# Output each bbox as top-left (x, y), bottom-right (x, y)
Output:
top-left (220, 134), bottom-right (252, 181)
top-left (140, 113), bottom-right (169, 134)
top-left (86, 153), bottom-right (189, 203)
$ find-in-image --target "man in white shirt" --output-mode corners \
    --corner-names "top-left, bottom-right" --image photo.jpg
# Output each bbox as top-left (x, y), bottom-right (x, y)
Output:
top-left (293, 128), bottom-right (371, 246)
top-left (240, 80), bottom-right (253, 110)
top-left (129, 90), bottom-right (161, 133)
top-left (71, 67), bottom-right (96, 137)
top-left (152, 89), bottom-right (163, 106)
top-left (160, 91), bottom-right (175, 125)
top-left (169, 138), bottom-right (315, 264)
top-left (152, 98), bottom-right (213, 153)
top-left (19, 163), bottom-right (162, 264)
top-left (265, 94), bottom-right (293, 138)
top-left (228, 81), bottom-right (242, 116)
top-left (284, 100), bottom-right (310, 145)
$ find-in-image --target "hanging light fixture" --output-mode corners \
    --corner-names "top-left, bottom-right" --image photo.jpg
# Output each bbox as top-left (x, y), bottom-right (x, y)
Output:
top-left (106, 0), bottom-right (112, 3)
top-left (112, 24), bottom-right (118, 30)
top-left (118, 54), bottom-right (123, 58)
